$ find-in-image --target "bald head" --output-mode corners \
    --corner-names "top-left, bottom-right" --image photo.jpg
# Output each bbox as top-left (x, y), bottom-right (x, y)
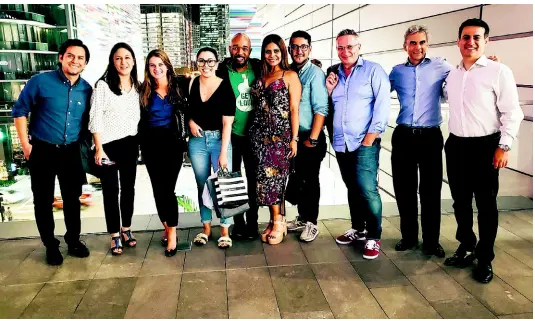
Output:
top-left (229, 33), bottom-right (252, 69)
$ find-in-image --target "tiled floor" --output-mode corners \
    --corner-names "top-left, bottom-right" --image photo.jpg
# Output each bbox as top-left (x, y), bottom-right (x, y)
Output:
top-left (0, 210), bottom-right (532, 319)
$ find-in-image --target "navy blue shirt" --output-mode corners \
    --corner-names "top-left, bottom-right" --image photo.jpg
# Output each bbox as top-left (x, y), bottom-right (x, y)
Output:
top-left (147, 94), bottom-right (174, 128)
top-left (12, 69), bottom-right (92, 145)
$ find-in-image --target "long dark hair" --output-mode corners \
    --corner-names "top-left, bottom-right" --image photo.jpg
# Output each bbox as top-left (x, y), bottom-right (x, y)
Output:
top-left (140, 49), bottom-right (183, 108)
top-left (96, 42), bottom-right (140, 95)
top-left (260, 34), bottom-right (291, 77)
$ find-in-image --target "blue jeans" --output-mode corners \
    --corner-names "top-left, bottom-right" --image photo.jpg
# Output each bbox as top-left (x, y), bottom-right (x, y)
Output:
top-left (188, 130), bottom-right (233, 227)
top-left (336, 139), bottom-right (382, 239)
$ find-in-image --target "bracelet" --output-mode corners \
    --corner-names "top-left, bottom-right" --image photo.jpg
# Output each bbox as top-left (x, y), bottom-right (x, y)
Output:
top-left (292, 136), bottom-right (299, 142)
top-left (308, 137), bottom-right (318, 146)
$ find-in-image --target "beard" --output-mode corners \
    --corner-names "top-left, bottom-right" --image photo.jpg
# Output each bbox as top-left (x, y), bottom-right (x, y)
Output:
top-left (232, 55), bottom-right (248, 68)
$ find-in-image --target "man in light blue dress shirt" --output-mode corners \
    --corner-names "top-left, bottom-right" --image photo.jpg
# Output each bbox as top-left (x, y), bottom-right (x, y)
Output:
top-left (325, 29), bottom-right (390, 260)
top-left (389, 25), bottom-right (452, 258)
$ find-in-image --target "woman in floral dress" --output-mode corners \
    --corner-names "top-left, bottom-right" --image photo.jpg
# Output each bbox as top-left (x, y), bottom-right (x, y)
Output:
top-left (250, 34), bottom-right (301, 245)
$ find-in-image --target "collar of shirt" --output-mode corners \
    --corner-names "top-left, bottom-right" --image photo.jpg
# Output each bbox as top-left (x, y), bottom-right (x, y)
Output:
top-left (405, 56), bottom-right (431, 67)
top-left (55, 67), bottom-right (82, 87)
top-left (337, 57), bottom-right (363, 79)
top-left (458, 55), bottom-right (488, 71)
top-left (292, 59), bottom-right (311, 75)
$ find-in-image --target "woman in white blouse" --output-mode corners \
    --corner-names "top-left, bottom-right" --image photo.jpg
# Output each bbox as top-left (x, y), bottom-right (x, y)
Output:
top-left (89, 42), bottom-right (141, 256)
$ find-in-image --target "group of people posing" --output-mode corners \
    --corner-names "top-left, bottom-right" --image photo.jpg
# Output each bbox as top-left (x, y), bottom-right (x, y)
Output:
top-left (12, 18), bottom-right (523, 285)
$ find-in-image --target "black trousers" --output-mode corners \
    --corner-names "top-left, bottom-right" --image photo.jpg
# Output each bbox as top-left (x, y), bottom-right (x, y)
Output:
top-left (29, 139), bottom-right (86, 248)
top-left (295, 131), bottom-right (327, 225)
top-left (231, 133), bottom-right (259, 229)
top-left (140, 128), bottom-right (185, 228)
top-left (100, 135), bottom-right (139, 234)
top-left (391, 125), bottom-right (443, 246)
top-left (445, 132), bottom-right (500, 263)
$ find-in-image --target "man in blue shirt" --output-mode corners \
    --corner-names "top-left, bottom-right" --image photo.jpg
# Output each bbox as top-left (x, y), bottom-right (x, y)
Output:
top-left (389, 25), bottom-right (452, 258)
top-left (12, 39), bottom-right (93, 266)
top-left (286, 30), bottom-right (329, 242)
top-left (326, 29), bottom-right (390, 260)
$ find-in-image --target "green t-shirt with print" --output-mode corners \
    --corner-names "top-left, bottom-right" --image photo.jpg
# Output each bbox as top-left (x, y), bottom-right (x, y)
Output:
top-left (228, 63), bottom-right (255, 136)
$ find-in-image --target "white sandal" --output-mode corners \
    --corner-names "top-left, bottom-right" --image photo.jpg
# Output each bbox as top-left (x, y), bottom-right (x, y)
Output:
top-left (217, 236), bottom-right (232, 249)
top-left (193, 233), bottom-right (210, 245)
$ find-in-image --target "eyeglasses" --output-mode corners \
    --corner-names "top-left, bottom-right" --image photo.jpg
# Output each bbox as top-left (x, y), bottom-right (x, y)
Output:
top-left (197, 59), bottom-right (217, 67)
top-left (336, 44), bottom-right (360, 52)
top-left (290, 44), bottom-right (310, 51)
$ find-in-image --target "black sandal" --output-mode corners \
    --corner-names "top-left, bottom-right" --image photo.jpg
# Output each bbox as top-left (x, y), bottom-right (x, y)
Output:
top-left (111, 236), bottom-right (123, 256)
top-left (121, 230), bottom-right (137, 247)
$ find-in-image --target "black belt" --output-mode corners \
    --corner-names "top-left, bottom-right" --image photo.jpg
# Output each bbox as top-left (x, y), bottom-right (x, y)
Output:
top-left (31, 138), bottom-right (77, 149)
top-left (397, 124), bottom-right (440, 135)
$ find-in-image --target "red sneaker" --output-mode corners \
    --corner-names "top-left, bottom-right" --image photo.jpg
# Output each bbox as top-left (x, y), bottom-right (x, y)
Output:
top-left (363, 240), bottom-right (381, 260)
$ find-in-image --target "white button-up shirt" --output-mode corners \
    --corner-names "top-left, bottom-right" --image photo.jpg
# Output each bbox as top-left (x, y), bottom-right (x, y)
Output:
top-left (445, 55), bottom-right (524, 147)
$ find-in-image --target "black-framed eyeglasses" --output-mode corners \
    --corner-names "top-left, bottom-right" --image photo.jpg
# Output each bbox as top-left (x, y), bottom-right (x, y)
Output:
top-left (290, 44), bottom-right (310, 51)
top-left (197, 59), bottom-right (217, 67)
top-left (336, 44), bottom-right (359, 52)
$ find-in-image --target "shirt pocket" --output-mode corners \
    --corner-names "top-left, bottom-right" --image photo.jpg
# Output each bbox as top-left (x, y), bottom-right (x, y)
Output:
top-left (349, 79), bottom-right (373, 99)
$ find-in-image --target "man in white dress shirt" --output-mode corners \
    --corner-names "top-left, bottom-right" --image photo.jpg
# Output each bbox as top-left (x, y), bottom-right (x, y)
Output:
top-left (443, 18), bottom-right (524, 283)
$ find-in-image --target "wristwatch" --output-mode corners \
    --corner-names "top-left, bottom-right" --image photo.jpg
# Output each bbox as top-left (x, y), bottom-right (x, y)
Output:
top-left (308, 137), bottom-right (318, 146)
top-left (292, 136), bottom-right (299, 142)
top-left (498, 144), bottom-right (511, 152)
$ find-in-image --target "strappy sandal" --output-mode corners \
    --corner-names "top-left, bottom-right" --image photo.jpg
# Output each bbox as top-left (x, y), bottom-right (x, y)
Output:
top-left (193, 233), bottom-right (210, 246)
top-left (111, 236), bottom-right (123, 256)
top-left (121, 229), bottom-right (137, 247)
top-left (267, 219), bottom-right (287, 245)
top-left (217, 236), bottom-right (232, 249)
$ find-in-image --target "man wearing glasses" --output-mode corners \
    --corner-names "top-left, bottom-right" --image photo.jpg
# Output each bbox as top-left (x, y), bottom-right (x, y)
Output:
top-left (215, 33), bottom-right (262, 240)
top-left (325, 29), bottom-right (390, 260)
top-left (285, 30), bottom-right (329, 242)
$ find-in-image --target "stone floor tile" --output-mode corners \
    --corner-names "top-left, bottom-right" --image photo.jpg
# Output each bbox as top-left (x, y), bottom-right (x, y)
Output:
top-left (492, 248), bottom-right (532, 278)
top-left (0, 283), bottom-right (44, 318)
top-left (498, 212), bottom-right (533, 242)
top-left (19, 280), bottom-right (90, 319)
top-left (298, 222), bottom-right (349, 264)
top-left (51, 251), bottom-right (108, 282)
top-left (1, 247), bottom-right (64, 285)
top-left (440, 264), bottom-right (533, 315)
top-left (0, 238), bottom-right (41, 260)
top-left (511, 210), bottom-right (533, 224)
top-left (225, 237), bottom-right (267, 269)
top-left (407, 270), bottom-right (472, 302)
top-left (494, 230), bottom-right (533, 269)
top-left (392, 259), bottom-right (443, 276)
top-left (499, 276), bottom-right (533, 302)
top-left (124, 274), bottom-right (181, 319)
top-left (176, 271), bottom-right (228, 319)
top-left (73, 277), bottom-right (137, 319)
top-left (281, 310), bottom-right (335, 319)
top-left (0, 259), bottom-right (23, 283)
top-left (430, 297), bottom-right (497, 319)
top-left (269, 265), bottom-right (331, 314)
top-left (371, 285), bottom-right (442, 318)
top-left (182, 227), bottom-right (226, 273)
top-left (498, 313), bottom-right (533, 319)
top-left (227, 267), bottom-right (280, 319)
top-left (350, 256), bottom-right (410, 288)
top-left (263, 232), bottom-right (308, 266)
top-left (311, 262), bottom-right (387, 318)
top-left (226, 254), bottom-right (267, 270)
top-left (138, 230), bottom-right (187, 277)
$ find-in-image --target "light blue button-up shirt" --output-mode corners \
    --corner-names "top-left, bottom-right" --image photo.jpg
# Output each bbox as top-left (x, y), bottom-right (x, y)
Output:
top-left (295, 59), bottom-right (329, 132)
top-left (389, 57), bottom-right (452, 127)
top-left (331, 58), bottom-right (391, 153)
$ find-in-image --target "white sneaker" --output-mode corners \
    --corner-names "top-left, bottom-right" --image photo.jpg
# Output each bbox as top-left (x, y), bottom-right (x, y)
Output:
top-left (287, 217), bottom-right (306, 232)
top-left (300, 222), bottom-right (319, 242)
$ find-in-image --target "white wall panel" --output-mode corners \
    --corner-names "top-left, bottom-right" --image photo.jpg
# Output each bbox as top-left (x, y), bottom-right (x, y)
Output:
top-left (486, 37), bottom-right (533, 85)
top-left (359, 4), bottom-right (479, 31)
top-left (333, 9), bottom-right (360, 35)
top-left (359, 7), bottom-right (480, 54)
top-left (518, 87), bottom-right (533, 103)
top-left (285, 4), bottom-right (313, 22)
top-left (333, 4), bottom-right (362, 19)
top-left (483, 4), bottom-right (533, 36)
top-left (309, 22), bottom-right (332, 42)
top-left (364, 51), bottom-right (410, 74)
top-left (510, 120), bottom-right (533, 175)
top-left (284, 5), bottom-right (301, 17)
top-left (312, 5), bottom-right (332, 27)
top-left (313, 38), bottom-right (333, 59)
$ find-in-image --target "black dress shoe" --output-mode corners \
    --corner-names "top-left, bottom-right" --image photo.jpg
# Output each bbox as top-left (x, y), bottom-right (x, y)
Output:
top-left (473, 261), bottom-right (493, 283)
top-left (67, 241), bottom-right (90, 258)
top-left (395, 239), bottom-right (418, 251)
top-left (46, 247), bottom-right (64, 266)
top-left (164, 248), bottom-right (177, 257)
top-left (245, 225), bottom-right (259, 240)
top-left (444, 247), bottom-right (476, 268)
top-left (422, 243), bottom-right (446, 258)
top-left (231, 225), bottom-right (247, 240)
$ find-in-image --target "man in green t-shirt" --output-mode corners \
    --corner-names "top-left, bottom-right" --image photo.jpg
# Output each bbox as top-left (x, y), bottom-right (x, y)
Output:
top-left (216, 33), bottom-right (262, 240)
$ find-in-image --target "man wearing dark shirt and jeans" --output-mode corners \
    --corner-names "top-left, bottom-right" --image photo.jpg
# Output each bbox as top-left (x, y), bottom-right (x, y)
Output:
top-left (12, 39), bottom-right (92, 265)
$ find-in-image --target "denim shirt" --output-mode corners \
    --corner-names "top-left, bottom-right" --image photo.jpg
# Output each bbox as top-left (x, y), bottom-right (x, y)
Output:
top-left (331, 58), bottom-right (391, 153)
top-left (12, 69), bottom-right (92, 145)
top-left (389, 57), bottom-right (452, 127)
top-left (296, 60), bottom-right (329, 132)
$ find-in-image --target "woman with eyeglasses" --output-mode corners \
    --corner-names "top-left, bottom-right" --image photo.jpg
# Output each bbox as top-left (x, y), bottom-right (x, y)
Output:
top-left (189, 47), bottom-right (236, 249)
top-left (139, 49), bottom-right (189, 257)
top-left (89, 42), bottom-right (141, 256)
top-left (250, 34), bottom-right (301, 245)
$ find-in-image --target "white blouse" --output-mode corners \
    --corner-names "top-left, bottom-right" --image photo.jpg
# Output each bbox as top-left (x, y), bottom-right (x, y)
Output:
top-left (89, 80), bottom-right (141, 145)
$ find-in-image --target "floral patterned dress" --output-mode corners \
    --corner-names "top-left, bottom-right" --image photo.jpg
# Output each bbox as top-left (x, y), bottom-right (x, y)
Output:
top-left (249, 74), bottom-right (291, 206)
